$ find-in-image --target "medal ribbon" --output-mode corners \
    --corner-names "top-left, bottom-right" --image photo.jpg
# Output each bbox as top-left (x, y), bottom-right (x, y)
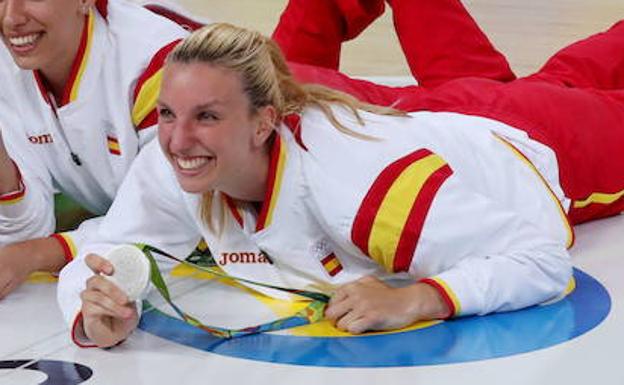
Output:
top-left (136, 243), bottom-right (329, 339)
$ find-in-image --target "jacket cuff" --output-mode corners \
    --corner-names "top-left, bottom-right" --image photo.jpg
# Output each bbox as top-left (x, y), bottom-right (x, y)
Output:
top-left (0, 160), bottom-right (25, 205)
top-left (420, 277), bottom-right (461, 319)
top-left (50, 233), bottom-right (78, 263)
top-left (71, 312), bottom-right (98, 348)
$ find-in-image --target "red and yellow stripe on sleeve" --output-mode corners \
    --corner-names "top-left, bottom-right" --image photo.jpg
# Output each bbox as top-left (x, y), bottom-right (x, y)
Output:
top-left (0, 161), bottom-right (25, 205)
top-left (50, 233), bottom-right (78, 263)
top-left (0, 187), bottom-right (25, 205)
top-left (351, 149), bottom-right (453, 273)
top-left (420, 277), bottom-right (461, 318)
top-left (131, 40), bottom-right (181, 131)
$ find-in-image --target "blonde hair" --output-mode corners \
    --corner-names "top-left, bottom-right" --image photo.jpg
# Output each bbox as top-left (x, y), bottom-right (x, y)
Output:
top-left (167, 22), bottom-right (405, 227)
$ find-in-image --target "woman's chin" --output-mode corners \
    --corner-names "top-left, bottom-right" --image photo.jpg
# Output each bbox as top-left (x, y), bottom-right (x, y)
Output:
top-left (176, 176), bottom-right (214, 194)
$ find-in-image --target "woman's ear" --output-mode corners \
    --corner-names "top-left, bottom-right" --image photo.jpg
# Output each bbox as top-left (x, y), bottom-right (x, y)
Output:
top-left (252, 105), bottom-right (278, 147)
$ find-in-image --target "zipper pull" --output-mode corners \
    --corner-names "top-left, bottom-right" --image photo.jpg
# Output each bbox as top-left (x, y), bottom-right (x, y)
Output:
top-left (48, 93), bottom-right (82, 167)
top-left (71, 152), bottom-right (82, 166)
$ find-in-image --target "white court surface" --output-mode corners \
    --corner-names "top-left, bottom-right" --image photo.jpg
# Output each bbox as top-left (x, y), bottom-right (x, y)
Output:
top-left (0, 213), bottom-right (622, 385)
top-left (2, 2), bottom-right (624, 383)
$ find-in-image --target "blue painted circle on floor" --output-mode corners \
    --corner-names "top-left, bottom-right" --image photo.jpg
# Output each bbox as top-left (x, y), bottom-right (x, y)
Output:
top-left (138, 268), bottom-right (610, 367)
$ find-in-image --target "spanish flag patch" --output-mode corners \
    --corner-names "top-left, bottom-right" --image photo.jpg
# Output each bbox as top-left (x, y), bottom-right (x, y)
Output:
top-left (107, 135), bottom-right (121, 155)
top-left (321, 253), bottom-right (343, 277)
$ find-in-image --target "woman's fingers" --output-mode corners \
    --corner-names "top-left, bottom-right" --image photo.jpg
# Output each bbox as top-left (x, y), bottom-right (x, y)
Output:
top-left (81, 287), bottom-right (133, 319)
top-left (85, 253), bottom-right (113, 275)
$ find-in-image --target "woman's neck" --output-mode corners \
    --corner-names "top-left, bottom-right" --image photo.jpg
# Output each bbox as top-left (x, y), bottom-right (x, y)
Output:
top-left (40, 17), bottom-right (87, 101)
top-left (41, 63), bottom-right (73, 101)
top-left (224, 147), bottom-right (270, 204)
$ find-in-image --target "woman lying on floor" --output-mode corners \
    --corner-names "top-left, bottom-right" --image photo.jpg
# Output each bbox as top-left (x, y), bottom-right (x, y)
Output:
top-left (58, 18), bottom-right (624, 347)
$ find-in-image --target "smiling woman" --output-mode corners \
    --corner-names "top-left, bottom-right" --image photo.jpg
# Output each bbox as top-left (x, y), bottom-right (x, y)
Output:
top-left (157, 62), bottom-right (273, 199)
top-left (57, 16), bottom-right (624, 348)
top-left (0, 0), bottom-right (192, 298)
top-left (0, 0), bottom-right (90, 97)
top-left (0, 0), bottom-right (514, 300)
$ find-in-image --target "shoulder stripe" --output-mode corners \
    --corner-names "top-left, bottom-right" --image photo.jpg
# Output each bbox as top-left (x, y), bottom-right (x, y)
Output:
top-left (143, 4), bottom-right (204, 31)
top-left (132, 68), bottom-right (163, 128)
top-left (393, 163), bottom-right (452, 272)
top-left (132, 40), bottom-right (182, 130)
top-left (138, 110), bottom-right (159, 131)
top-left (351, 149), bottom-right (452, 272)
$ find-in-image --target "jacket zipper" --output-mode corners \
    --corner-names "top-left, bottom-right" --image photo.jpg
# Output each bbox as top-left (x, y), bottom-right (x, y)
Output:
top-left (48, 93), bottom-right (83, 166)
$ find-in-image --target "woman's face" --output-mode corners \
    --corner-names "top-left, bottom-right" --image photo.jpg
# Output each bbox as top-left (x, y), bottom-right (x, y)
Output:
top-left (0, 0), bottom-right (88, 73)
top-left (158, 62), bottom-right (272, 196)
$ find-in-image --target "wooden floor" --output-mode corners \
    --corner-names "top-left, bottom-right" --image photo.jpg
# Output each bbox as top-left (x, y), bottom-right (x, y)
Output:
top-left (174, 0), bottom-right (624, 77)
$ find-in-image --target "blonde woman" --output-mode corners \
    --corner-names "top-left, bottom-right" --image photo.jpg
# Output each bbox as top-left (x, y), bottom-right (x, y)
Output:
top-left (0, 0), bottom-right (513, 299)
top-left (0, 0), bottom-right (193, 298)
top-left (59, 21), bottom-right (624, 348)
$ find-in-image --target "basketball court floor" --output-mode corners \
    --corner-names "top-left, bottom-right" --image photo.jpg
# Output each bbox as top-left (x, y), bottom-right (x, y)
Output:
top-left (1, 1), bottom-right (624, 384)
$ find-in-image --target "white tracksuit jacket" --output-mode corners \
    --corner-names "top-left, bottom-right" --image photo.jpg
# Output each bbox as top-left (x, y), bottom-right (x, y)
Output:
top-left (0, 97), bottom-right (55, 243)
top-left (0, 0), bottom-right (188, 255)
top-left (58, 106), bottom-right (573, 339)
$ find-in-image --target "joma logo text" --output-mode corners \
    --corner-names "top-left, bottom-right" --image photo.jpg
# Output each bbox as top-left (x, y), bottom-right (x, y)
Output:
top-left (28, 134), bottom-right (54, 144)
top-left (217, 251), bottom-right (273, 266)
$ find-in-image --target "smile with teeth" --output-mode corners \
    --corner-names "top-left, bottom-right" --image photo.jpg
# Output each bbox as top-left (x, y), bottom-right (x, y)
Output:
top-left (8, 33), bottom-right (42, 48)
top-left (175, 156), bottom-right (213, 171)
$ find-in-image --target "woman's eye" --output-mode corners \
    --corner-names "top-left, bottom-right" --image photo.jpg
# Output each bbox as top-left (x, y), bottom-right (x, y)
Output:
top-left (158, 108), bottom-right (173, 119)
top-left (198, 111), bottom-right (218, 122)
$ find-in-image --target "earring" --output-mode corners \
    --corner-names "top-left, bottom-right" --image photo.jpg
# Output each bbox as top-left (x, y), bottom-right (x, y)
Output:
top-left (81, 4), bottom-right (90, 14)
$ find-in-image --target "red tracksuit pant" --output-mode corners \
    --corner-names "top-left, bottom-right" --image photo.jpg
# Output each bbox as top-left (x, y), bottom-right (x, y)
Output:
top-left (274, 0), bottom-right (624, 225)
